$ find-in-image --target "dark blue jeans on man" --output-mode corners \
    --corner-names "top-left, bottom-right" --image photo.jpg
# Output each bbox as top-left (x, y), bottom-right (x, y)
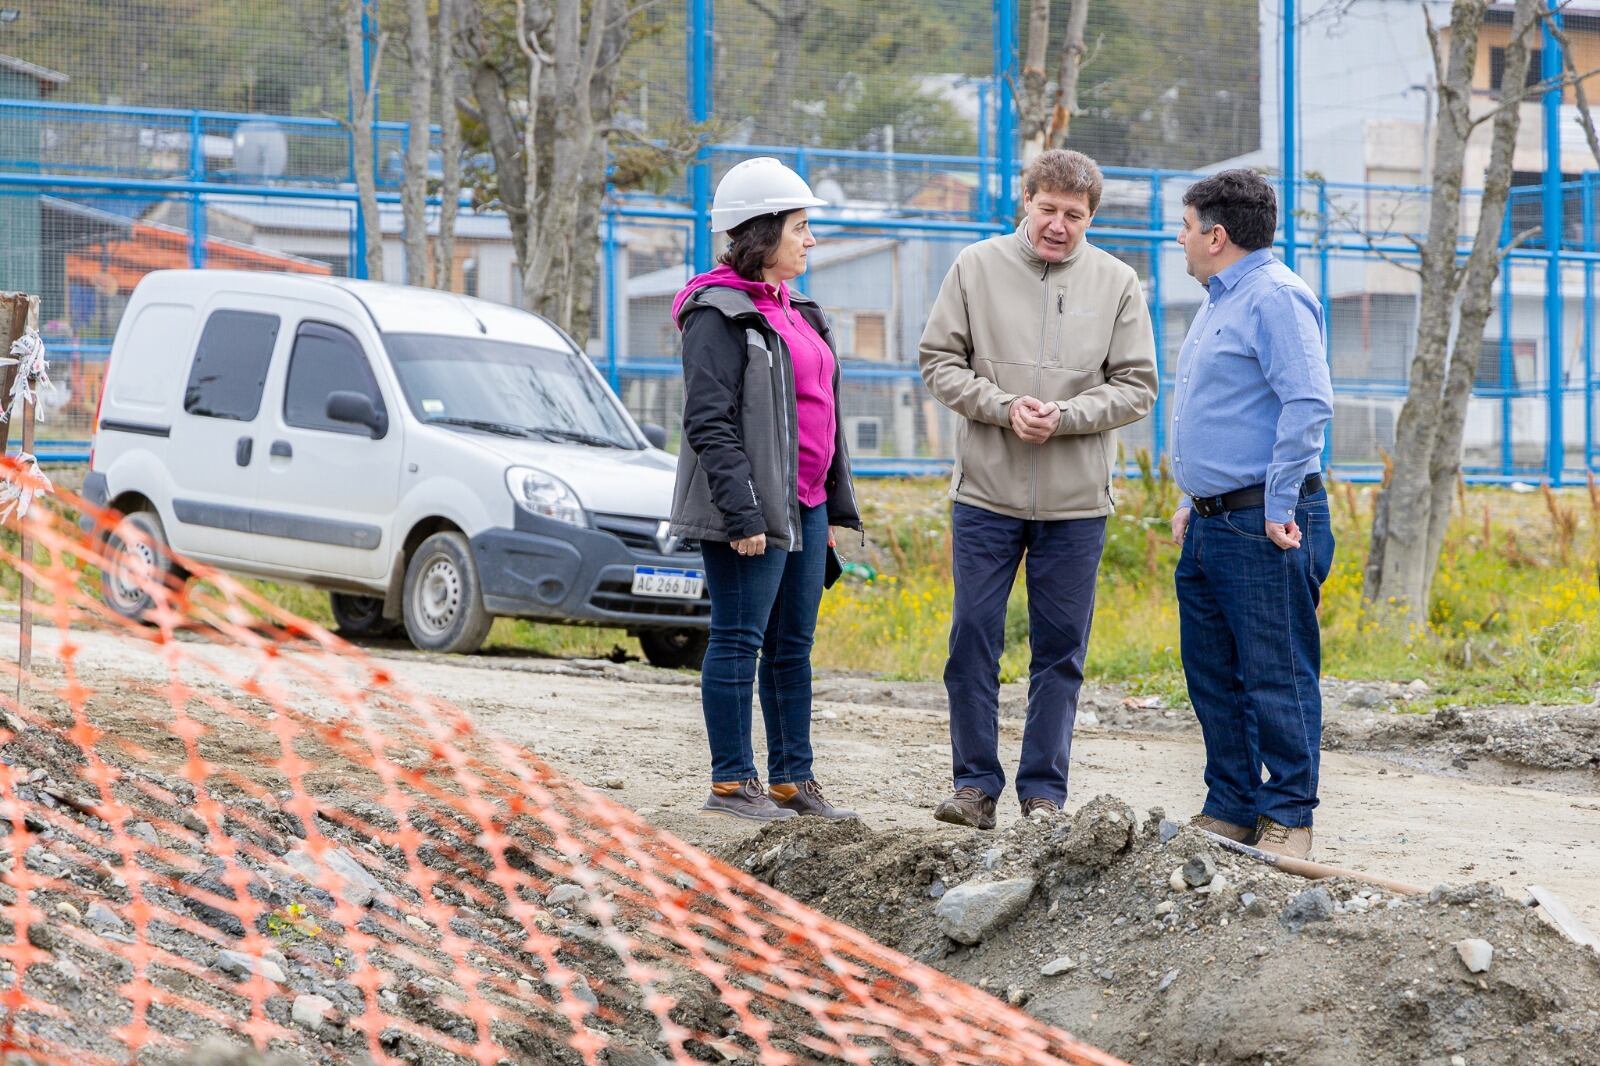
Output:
top-left (945, 502), bottom-right (1107, 806)
top-left (1175, 490), bottom-right (1335, 829)
top-left (699, 502), bottom-right (828, 785)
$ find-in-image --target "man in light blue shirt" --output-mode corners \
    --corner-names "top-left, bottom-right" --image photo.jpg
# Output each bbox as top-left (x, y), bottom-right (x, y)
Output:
top-left (1169, 169), bottom-right (1334, 859)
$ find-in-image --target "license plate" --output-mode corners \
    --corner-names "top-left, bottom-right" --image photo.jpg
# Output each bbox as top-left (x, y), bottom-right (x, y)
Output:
top-left (631, 565), bottom-right (705, 599)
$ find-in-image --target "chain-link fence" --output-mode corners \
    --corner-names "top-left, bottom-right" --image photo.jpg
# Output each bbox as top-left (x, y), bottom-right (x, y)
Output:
top-left (0, 0), bottom-right (1597, 480)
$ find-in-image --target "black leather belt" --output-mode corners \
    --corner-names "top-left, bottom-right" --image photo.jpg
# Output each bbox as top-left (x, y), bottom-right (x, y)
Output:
top-left (1190, 473), bottom-right (1323, 518)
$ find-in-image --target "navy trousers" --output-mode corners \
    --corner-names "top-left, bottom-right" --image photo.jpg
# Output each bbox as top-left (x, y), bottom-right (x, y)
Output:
top-left (945, 502), bottom-right (1107, 805)
top-left (1175, 490), bottom-right (1335, 828)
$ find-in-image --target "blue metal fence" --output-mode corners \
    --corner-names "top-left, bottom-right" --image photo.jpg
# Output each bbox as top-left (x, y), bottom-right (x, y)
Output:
top-left (2, 1), bottom-right (1597, 483)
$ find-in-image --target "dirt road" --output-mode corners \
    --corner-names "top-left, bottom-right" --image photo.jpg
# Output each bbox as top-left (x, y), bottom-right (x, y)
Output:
top-left (14, 616), bottom-right (1588, 928)
top-left (7, 618), bottom-right (1596, 928)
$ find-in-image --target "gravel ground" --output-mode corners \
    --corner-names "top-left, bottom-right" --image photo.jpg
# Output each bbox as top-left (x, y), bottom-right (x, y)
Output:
top-left (1, 619), bottom-right (1597, 1064)
top-left (722, 798), bottom-right (1600, 1066)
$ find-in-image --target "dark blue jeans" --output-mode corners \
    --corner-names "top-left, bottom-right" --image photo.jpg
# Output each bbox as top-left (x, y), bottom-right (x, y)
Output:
top-left (945, 502), bottom-right (1106, 805)
top-left (699, 502), bottom-right (829, 785)
top-left (1176, 490), bottom-right (1335, 829)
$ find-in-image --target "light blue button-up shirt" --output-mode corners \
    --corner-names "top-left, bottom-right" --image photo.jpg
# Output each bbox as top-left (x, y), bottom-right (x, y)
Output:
top-left (1171, 247), bottom-right (1333, 523)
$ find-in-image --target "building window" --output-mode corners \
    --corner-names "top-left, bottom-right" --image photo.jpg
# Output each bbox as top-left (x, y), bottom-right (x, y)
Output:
top-left (1489, 46), bottom-right (1543, 93)
top-left (854, 312), bottom-right (888, 360)
top-left (463, 258), bottom-right (479, 298)
top-left (1475, 338), bottom-right (1535, 391)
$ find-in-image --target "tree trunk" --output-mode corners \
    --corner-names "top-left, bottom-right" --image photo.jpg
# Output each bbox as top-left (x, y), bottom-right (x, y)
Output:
top-left (1419, 0), bottom-right (1539, 606)
top-left (433, 0), bottom-right (463, 291)
top-left (345, 0), bottom-right (386, 281)
top-left (748, 0), bottom-right (811, 145)
top-left (402, 0), bottom-right (433, 287)
top-left (1048, 0), bottom-right (1089, 147)
top-left (460, 0), bottom-right (626, 341)
top-left (1366, 0), bottom-right (1539, 611)
top-left (1018, 0), bottom-right (1053, 163)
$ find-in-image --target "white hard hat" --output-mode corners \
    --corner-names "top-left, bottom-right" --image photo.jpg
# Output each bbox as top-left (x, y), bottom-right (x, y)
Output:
top-left (711, 157), bottom-right (828, 233)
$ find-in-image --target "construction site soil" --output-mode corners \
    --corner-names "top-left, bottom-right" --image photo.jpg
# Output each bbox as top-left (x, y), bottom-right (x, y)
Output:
top-left (1, 620), bottom-right (1596, 1064)
top-left (721, 799), bottom-right (1600, 1065)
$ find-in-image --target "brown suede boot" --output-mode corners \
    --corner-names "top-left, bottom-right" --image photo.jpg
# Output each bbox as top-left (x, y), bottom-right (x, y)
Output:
top-left (1189, 814), bottom-right (1257, 844)
top-left (1254, 817), bottom-right (1313, 859)
top-left (933, 786), bottom-right (997, 830)
top-left (1021, 797), bottom-right (1060, 818)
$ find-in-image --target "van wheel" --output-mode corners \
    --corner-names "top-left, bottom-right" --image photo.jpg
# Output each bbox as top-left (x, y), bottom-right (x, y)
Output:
top-left (330, 593), bottom-right (403, 638)
top-left (402, 532), bottom-right (492, 654)
top-left (100, 510), bottom-right (183, 622)
top-left (638, 627), bottom-right (707, 670)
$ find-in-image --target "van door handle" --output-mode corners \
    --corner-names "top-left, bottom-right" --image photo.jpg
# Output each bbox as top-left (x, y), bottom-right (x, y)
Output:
top-left (270, 440), bottom-right (293, 459)
top-left (235, 437), bottom-right (253, 466)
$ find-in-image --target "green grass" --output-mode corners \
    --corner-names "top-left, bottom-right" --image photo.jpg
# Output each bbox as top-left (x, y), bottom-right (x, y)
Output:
top-left (8, 462), bottom-right (1598, 705)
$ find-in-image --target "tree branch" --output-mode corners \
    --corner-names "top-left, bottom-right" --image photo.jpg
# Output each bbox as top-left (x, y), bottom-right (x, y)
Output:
top-left (742, 0), bottom-right (780, 24)
top-left (1466, 63), bottom-right (1600, 131)
top-left (1545, 8), bottom-right (1600, 167)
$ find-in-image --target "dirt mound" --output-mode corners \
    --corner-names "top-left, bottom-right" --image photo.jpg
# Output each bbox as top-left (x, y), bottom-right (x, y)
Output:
top-left (721, 796), bottom-right (1600, 1066)
top-left (1326, 699), bottom-right (1600, 777)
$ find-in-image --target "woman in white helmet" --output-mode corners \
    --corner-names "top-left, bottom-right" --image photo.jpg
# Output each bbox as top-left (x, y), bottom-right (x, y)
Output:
top-left (666, 157), bottom-right (862, 823)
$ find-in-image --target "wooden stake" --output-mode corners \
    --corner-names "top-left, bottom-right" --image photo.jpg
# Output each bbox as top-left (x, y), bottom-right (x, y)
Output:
top-left (2, 293), bottom-right (40, 711)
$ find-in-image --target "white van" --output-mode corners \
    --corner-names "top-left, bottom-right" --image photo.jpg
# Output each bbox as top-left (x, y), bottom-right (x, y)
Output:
top-left (84, 270), bottom-right (709, 668)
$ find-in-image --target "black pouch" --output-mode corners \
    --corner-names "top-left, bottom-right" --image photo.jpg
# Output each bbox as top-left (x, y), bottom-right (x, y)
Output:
top-left (824, 544), bottom-right (843, 589)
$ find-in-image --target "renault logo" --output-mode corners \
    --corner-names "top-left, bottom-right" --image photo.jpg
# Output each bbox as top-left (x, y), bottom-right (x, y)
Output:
top-left (655, 520), bottom-right (680, 555)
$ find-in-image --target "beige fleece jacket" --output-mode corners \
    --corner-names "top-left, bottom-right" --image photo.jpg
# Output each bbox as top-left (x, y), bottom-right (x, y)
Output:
top-left (918, 222), bottom-right (1159, 520)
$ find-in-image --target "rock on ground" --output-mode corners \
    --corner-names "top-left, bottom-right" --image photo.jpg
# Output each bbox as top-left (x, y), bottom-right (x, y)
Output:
top-left (934, 878), bottom-right (1037, 945)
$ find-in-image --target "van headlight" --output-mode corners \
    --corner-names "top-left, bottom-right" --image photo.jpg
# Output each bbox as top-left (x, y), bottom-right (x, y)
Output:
top-left (506, 466), bottom-right (587, 527)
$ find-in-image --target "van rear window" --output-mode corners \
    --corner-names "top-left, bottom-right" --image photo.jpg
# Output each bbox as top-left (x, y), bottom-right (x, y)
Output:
top-left (183, 309), bottom-right (280, 421)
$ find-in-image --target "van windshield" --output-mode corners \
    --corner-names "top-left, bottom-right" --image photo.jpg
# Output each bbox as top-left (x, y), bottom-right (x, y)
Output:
top-left (384, 334), bottom-right (639, 449)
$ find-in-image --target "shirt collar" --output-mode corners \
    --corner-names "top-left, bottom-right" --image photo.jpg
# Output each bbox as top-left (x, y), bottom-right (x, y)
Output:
top-left (1207, 247), bottom-right (1275, 295)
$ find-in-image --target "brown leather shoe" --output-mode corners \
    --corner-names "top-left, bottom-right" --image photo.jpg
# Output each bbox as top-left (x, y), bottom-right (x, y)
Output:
top-left (1189, 814), bottom-right (1257, 844)
top-left (1021, 797), bottom-right (1059, 818)
top-left (1254, 817), bottom-right (1313, 859)
top-left (933, 786), bottom-right (997, 830)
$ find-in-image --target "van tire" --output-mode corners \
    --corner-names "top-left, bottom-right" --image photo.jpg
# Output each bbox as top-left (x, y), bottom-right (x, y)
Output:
top-left (401, 532), bottom-right (492, 654)
top-left (100, 510), bottom-right (183, 622)
top-left (638, 627), bottom-right (708, 671)
top-left (330, 593), bottom-right (403, 639)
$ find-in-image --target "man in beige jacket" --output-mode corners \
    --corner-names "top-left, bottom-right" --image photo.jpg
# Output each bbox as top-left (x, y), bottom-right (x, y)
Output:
top-left (919, 149), bottom-right (1157, 829)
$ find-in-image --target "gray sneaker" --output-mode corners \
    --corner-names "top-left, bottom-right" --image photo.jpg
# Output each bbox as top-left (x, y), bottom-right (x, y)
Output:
top-left (773, 780), bottom-right (858, 820)
top-left (699, 779), bottom-right (798, 823)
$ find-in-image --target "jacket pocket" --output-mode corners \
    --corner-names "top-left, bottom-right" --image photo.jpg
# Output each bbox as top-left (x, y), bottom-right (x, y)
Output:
top-left (1051, 308), bottom-right (1113, 372)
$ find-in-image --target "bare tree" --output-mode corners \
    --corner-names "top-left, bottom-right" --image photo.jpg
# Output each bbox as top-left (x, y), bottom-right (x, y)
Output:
top-left (433, 0), bottom-right (465, 291)
top-left (1365, 0), bottom-right (1542, 610)
top-left (401, 0), bottom-right (434, 286)
top-left (1047, 0), bottom-right (1090, 148)
top-left (344, 0), bottom-right (388, 281)
top-left (459, 0), bottom-right (631, 341)
top-left (1017, 0), bottom-right (1095, 162)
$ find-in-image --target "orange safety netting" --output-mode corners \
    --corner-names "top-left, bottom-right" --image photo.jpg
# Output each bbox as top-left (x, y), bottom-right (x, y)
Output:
top-left (0, 460), bottom-right (1124, 1066)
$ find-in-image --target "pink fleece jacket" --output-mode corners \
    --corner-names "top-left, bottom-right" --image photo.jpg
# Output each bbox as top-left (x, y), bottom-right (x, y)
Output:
top-left (673, 265), bottom-right (837, 508)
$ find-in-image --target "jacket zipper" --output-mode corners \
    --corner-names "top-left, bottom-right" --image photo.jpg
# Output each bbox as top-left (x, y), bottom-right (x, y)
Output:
top-left (1031, 261), bottom-right (1056, 520)
top-left (772, 333), bottom-right (798, 550)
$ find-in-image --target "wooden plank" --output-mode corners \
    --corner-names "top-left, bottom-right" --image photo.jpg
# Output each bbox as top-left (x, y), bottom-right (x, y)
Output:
top-left (1527, 885), bottom-right (1600, 953)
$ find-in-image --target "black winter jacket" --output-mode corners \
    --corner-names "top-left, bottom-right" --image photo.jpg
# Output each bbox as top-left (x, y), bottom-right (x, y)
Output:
top-left (669, 284), bottom-right (861, 552)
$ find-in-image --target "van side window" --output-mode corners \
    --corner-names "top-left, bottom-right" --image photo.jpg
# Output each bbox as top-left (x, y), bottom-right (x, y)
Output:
top-left (183, 309), bottom-right (280, 420)
top-left (284, 321), bottom-right (388, 436)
